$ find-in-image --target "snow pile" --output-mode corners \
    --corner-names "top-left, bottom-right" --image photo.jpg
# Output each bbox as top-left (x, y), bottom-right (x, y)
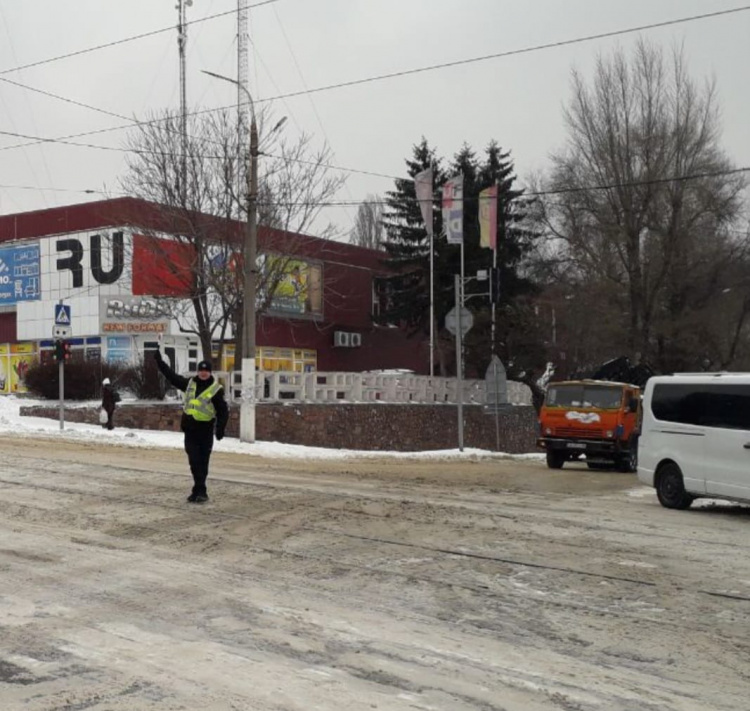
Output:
top-left (2, 396), bottom-right (544, 462)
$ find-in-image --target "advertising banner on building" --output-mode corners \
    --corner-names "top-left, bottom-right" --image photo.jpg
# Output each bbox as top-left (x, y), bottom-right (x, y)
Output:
top-left (0, 343), bottom-right (36, 393)
top-left (264, 257), bottom-right (323, 316)
top-left (0, 244), bottom-right (40, 305)
top-left (105, 336), bottom-right (133, 364)
top-left (99, 296), bottom-right (171, 334)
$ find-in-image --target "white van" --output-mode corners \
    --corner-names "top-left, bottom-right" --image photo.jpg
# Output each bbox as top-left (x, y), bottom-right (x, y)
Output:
top-left (638, 373), bottom-right (750, 509)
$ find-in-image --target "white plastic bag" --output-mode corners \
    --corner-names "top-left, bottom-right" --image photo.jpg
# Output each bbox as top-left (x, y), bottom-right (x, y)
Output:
top-left (99, 408), bottom-right (108, 425)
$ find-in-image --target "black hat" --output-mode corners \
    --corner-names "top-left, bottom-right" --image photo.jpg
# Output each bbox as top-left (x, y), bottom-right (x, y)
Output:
top-left (197, 360), bottom-right (212, 372)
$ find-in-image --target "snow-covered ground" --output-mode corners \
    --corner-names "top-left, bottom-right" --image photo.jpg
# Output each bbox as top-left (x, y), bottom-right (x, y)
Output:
top-left (1, 395), bottom-right (545, 462)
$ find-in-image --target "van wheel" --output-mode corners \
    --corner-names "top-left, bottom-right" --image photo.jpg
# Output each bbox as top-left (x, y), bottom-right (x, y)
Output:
top-left (656, 463), bottom-right (693, 509)
top-left (546, 451), bottom-right (566, 469)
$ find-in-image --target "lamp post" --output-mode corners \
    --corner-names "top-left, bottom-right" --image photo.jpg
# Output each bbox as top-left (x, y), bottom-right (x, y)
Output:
top-left (203, 69), bottom-right (258, 443)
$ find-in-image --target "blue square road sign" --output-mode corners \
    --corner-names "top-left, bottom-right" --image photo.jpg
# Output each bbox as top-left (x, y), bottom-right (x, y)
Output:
top-left (55, 304), bottom-right (71, 325)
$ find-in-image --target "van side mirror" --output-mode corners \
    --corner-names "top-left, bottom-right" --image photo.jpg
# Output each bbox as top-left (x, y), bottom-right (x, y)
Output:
top-left (628, 397), bottom-right (639, 413)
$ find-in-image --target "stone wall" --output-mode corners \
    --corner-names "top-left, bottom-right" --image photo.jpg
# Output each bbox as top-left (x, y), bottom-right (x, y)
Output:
top-left (21, 402), bottom-right (539, 453)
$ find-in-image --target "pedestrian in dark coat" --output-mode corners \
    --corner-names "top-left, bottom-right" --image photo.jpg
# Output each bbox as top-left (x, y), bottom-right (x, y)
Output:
top-left (101, 378), bottom-right (120, 431)
top-left (153, 348), bottom-right (228, 503)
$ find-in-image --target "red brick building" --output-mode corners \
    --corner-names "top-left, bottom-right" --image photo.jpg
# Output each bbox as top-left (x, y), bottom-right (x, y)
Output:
top-left (0, 198), bottom-right (427, 388)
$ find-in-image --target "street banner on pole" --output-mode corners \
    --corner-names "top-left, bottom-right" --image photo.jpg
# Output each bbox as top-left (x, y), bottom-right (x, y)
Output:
top-left (414, 168), bottom-right (433, 236)
top-left (479, 186), bottom-right (498, 250)
top-left (442, 175), bottom-right (464, 245)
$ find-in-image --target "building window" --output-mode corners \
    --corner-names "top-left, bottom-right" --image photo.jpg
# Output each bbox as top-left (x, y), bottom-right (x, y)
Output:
top-left (372, 277), bottom-right (394, 320)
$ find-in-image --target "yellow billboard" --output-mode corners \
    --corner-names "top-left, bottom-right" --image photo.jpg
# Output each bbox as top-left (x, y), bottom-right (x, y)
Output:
top-left (0, 342), bottom-right (36, 394)
top-left (264, 256), bottom-right (322, 316)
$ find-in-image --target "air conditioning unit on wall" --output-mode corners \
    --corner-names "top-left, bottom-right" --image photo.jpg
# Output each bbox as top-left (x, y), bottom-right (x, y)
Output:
top-left (333, 331), bottom-right (350, 347)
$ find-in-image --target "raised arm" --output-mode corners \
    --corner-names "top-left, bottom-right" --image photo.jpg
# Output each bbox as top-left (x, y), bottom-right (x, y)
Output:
top-left (153, 349), bottom-right (190, 392)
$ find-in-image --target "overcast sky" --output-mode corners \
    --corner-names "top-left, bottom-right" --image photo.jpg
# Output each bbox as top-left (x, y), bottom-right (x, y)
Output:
top-left (0, 0), bottom-right (748, 237)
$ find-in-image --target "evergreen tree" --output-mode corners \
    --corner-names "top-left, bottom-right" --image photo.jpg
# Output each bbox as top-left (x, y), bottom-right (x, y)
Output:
top-left (379, 138), bottom-right (446, 332)
top-left (380, 138), bottom-right (540, 378)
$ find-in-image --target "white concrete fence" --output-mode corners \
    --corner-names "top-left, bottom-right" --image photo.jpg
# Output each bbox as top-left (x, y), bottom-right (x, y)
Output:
top-left (214, 370), bottom-right (532, 406)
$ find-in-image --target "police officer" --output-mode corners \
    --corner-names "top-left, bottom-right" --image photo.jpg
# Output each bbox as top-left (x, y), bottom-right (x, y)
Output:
top-left (154, 348), bottom-right (228, 503)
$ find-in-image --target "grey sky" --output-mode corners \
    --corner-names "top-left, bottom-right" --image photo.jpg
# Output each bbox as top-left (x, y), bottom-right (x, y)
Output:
top-left (0, 0), bottom-right (748, 235)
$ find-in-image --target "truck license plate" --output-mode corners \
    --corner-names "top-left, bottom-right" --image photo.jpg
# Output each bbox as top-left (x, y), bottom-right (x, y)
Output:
top-left (566, 443), bottom-right (586, 449)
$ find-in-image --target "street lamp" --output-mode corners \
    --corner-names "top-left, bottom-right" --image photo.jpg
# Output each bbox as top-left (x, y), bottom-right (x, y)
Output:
top-left (202, 69), bottom-right (259, 443)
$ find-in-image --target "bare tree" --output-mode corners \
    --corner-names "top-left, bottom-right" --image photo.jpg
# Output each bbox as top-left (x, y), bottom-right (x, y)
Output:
top-left (350, 195), bottom-right (384, 249)
top-left (119, 108), bottom-right (346, 362)
top-left (542, 40), bottom-right (747, 370)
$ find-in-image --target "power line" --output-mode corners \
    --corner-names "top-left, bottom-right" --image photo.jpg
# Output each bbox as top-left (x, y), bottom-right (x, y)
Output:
top-left (1, 167), bottom-right (747, 211)
top-left (0, 122), bottom-right (746, 203)
top-left (1, 4), bottom-right (747, 167)
top-left (255, 166), bottom-right (750, 208)
top-left (0, 183), bottom-right (107, 195)
top-left (0, 127), bottom-right (406, 182)
top-left (0, 5), bottom-right (747, 202)
top-left (0, 0), bottom-right (279, 77)
top-left (259, 5), bottom-right (750, 102)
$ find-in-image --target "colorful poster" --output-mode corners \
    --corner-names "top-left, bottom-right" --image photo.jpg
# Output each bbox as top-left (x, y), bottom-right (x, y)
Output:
top-left (265, 257), bottom-right (322, 316)
top-left (106, 335), bottom-right (133, 364)
top-left (442, 176), bottom-right (464, 245)
top-left (0, 343), bottom-right (36, 393)
top-left (10, 355), bottom-right (33, 392)
top-left (0, 350), bottom-right (8, 394)
top-left (0, 244), bottom-right (40, 305)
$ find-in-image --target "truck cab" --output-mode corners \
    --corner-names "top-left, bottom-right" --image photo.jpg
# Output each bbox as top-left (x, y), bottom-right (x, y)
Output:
top-left (537, 380), bottom-right (640, 472)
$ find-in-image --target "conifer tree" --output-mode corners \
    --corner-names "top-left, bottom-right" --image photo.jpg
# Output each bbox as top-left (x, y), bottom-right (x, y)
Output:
top-left (380, 138), bottom-right (540, 378)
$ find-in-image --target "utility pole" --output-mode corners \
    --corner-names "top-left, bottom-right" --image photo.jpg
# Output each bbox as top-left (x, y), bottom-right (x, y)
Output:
top-left (203, 69), bottom-right (276, 444)
top-left (240, 116), bottom-right (259, 443)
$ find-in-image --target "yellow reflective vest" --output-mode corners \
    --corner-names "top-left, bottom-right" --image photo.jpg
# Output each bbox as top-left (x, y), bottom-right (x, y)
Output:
top-left (184, 380), bottom-right (222, 421)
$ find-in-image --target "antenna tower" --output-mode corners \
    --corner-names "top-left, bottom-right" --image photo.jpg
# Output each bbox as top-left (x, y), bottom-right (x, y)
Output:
top-left (237, 0), bottom-right (249, 129)
top-left (177, 0), bottom-right (192, 199)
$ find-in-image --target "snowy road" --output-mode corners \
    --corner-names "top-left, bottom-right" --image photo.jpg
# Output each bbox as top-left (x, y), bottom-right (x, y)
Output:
top-left (1, 435), bottom-right (749, 710)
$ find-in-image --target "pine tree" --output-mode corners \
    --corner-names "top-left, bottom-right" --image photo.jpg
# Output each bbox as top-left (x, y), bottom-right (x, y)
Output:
top-left (379, 138), bottom-right (447, 332)
top-left (379, 138), bottom-right (540, 377)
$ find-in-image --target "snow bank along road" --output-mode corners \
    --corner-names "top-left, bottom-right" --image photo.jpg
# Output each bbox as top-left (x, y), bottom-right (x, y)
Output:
top-left (0, 436), bottom-right (748, 710)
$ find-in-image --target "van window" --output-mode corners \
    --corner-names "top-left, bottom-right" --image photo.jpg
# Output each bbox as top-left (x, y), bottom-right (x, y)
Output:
top-left (651, 383), bottom-right (750, 430)
top-left (546, 385), bottom-right (623, 409)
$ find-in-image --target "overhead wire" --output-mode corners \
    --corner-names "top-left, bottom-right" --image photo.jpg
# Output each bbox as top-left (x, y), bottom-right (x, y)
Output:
top-left (270, 4), bottom-right (357, 228)
top-left (256, 5), bottom-right (750, 102)
top-left (2, 4), bottom-right (749, 158)
top-left (0, 0), bottom-right (280, 77)
top-left (0, 4), bottom-right (748, 206)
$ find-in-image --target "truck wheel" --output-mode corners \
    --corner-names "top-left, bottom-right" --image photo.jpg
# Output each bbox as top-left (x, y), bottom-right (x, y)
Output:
top-left (616, 450), bottom-right (637, 473)
top-left (546, 450), bottom-right (566, 469)
top-left (656, 463), bottom-right (693, 510)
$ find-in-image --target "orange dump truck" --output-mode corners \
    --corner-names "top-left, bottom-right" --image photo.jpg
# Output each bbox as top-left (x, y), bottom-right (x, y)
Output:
top-left (537, 380), bottom-right (641, 472)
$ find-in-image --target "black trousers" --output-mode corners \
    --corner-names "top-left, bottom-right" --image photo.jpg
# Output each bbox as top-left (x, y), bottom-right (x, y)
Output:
top-left (184, 430), bottom-right (214, 496)
top-left (102, 406), bottom-right (115, 430)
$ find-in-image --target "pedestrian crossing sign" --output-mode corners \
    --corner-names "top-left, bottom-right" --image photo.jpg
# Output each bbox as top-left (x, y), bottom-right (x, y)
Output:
top-left (54, 304), bottom-right (71, 325)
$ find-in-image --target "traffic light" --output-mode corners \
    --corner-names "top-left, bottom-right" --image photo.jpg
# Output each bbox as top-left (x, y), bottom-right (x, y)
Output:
top-left (53, 339), bottom-right (72, 363)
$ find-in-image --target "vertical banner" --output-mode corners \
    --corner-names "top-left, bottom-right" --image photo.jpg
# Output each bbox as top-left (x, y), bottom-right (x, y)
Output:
top-left (414, 168), bottom-right (433, 236)
top-left (479, 186), bottom-right (498, 250)
top-left (442, 175), bottom-right (464, 245)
